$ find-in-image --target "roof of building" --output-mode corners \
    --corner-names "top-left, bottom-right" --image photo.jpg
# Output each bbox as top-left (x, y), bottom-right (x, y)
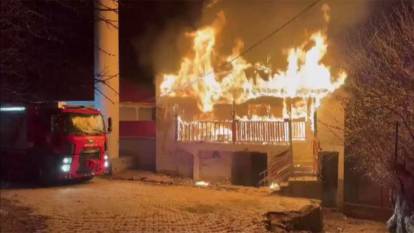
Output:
top-left (61, 106), bottom-right (101, 115)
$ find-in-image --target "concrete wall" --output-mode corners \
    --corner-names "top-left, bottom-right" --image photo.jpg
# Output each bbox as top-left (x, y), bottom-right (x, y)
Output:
top-left (119, 138), bottom-right (155, 171)
top-left (316, 90), bottom-right (346, 208)
top-left (155, 105), bottom-right (179, 175)
top-left (198, 151), bottom-right (232, 183)
top-left (157, 133), bottom-right (290, 185)
top-left (155, 105), bottom-right (194, 177)
top-left (111, 156), bottom-right (135, 174)
top-left (168, 149), bottom-right (269, 185)
top-left (292, 141), bottom-right (314, 164)
top-left (155, 149), bottom-right (193, 178)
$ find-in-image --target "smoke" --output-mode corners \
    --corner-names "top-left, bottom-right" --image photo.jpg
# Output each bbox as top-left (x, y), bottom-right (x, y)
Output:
top-left (149, 0), bottom-right (376, 84)
top-left (121, 1), bottom-right (203, 85)
top-left (206, 0), bottom-right (222, 9)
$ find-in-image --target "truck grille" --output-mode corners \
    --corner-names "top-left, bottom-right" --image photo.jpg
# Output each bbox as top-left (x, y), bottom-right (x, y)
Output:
top-left (77, 149), bottom-right (101, 174)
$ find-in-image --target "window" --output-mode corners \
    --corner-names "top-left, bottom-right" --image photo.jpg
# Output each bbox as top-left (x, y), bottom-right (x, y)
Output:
top-left (138, 107), bottom-right (153, 121)
top-left (120, 105), bottom-right (155, 121)
top-left (120, 106), bottom-right (138, 121)
top-left (64, 113), bottom-right (105, 136)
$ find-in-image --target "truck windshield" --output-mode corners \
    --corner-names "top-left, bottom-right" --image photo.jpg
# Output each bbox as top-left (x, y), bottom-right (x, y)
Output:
top-left (64, 113), bottom-right (105, 136)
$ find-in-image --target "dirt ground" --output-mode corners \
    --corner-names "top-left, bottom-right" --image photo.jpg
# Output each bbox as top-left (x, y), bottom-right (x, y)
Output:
top-left (323, 209), bottom-right (388, 233)
top-left (0, 177), bottom-right (387, 233)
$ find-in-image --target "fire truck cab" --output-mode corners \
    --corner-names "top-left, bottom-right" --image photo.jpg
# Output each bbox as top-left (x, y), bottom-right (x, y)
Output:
top-left (0, 103), bottom-right (111, 183)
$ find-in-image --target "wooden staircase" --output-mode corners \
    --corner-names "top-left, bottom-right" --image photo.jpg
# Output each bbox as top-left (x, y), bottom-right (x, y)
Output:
top-left (259, 148), bottom-right (293, 187)
top-left (259, 137), bottom-right (320, 189)
top-left (283, 152), bottom-right (321, 199)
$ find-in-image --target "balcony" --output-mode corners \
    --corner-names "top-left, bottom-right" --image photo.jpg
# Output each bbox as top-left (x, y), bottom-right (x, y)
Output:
top-left (176, 116), bottom-right (306, 145)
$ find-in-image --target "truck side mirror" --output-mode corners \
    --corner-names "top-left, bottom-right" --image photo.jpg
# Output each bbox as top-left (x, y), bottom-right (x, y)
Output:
top-left (107, 117), bottom-right (112, 133)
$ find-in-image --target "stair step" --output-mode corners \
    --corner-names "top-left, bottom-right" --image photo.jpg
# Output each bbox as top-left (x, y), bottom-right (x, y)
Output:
top-left (289, 175), bottom-right (318, 182)
top-left (293, 166), bottom-right (314, 172)
top-left (293, 172), bottom-right (315, 176)
top-left (293, 172), bottom-right (316, 177)
top-left (281, 176), bottom-right (321, 199)
top-left (293, 162), bottom-right (314, 166)
top-left (293, 165), bottom-right (316, 176)
top-left (293, 165), bottom-right (314, 170)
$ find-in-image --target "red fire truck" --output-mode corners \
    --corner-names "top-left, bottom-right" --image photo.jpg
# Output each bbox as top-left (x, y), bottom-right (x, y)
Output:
top-left (0, 103), bottom-right (111, 183)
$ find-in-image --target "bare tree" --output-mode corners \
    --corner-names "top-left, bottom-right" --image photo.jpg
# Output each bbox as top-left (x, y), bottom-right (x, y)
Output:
top-left (0, 0), bottom-right (119, 103)
top-left (344, 2), bottom-right (414, 232)
top-left (0, 0), bottom-right (51, 101)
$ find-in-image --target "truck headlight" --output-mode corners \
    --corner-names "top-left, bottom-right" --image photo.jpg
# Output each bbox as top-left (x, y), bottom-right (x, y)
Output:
top-left (63, 157), bottom-right (72, 164)
top-left (103, 154), bottom-right (110, 168)
top-left (61, 157), bottom-right (72, 173)
top-left (61, 164), bottom-right (71, 172)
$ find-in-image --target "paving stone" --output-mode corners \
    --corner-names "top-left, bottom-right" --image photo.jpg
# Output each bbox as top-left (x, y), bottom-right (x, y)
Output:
top-left (1, 178), bottom-right (312, 232)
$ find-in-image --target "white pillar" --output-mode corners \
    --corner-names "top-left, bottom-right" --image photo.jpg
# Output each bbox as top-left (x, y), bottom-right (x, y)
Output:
top-left (94, 0), bottom-right (119, 159)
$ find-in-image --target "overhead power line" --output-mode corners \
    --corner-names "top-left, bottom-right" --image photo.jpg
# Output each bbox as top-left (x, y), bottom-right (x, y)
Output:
top-left (228, 0), bottom-right (323, 64)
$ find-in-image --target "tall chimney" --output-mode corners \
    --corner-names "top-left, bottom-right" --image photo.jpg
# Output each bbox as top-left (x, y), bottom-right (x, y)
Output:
top-left (94, 0), bottom-right (119, 159)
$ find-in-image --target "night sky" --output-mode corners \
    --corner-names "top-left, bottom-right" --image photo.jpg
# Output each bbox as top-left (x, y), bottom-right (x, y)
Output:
top-left (120, 1), bottom-right (203, 86)
top-left (1, 0), bottom-right (202, 102)
top-left (1, 1), bottom-right (94, 101)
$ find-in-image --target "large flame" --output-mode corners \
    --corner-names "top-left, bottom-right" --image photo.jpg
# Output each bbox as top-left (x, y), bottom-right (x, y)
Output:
top-left (160, 10), bottom-right (346, 120)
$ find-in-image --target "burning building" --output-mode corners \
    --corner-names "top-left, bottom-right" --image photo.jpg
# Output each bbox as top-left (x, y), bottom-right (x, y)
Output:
top-left (155, 9), bottom-right (346, 191)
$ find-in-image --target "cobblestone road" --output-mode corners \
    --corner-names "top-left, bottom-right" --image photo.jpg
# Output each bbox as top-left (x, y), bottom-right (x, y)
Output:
top-left (1, 178), bottom-right (313, 233)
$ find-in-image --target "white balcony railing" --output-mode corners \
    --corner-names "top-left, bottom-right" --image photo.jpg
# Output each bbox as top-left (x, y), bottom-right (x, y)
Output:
top-left (176, 117), bottom-right (306, 144)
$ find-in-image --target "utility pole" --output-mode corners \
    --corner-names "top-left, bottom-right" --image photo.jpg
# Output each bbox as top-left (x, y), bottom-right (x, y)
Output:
top-left (94, 0), bottom-right (119, 159)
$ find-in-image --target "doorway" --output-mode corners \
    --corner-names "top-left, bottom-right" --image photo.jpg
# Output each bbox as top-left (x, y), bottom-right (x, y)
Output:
top-left (231, 152), bottom-right (267, 186)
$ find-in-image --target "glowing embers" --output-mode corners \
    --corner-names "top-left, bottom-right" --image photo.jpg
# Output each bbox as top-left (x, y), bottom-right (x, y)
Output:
top-left (176, 116), bottom-right (306, 144)
top-left (269, 182), bottom-right (281, 192)
top-left (195, 180), bottom-right (209, 187)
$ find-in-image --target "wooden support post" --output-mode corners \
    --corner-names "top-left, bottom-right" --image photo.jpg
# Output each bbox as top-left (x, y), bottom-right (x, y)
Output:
top-left (232, 101), bottom-right (236, 144)
top-left (287, 98), bottom-right (294, 170)
top-left (203, 122), bottom-right (205, 141)
top-left (189, 123), bottom-right (192, 141)
top-left (314, 109), bottom-right (318, 137)
top-left (175, 114), bottom-right (178, 142)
